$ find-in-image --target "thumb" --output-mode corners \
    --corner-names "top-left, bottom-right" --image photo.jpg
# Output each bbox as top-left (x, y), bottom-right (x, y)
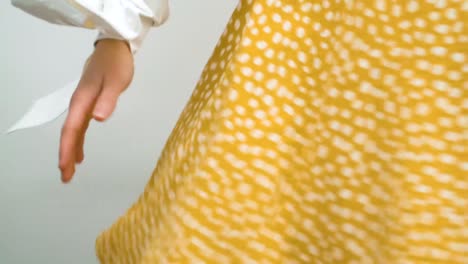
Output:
top-left (92, 84), bottom-right (121, 122)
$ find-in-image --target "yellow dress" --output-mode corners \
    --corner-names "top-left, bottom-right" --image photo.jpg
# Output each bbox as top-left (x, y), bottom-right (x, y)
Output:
top-left (96, 1), bottom-right (468, 263)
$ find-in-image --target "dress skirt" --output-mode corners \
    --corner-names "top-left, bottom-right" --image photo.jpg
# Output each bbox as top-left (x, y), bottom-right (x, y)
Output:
top-left (96, 0), bottom-right (468, 263)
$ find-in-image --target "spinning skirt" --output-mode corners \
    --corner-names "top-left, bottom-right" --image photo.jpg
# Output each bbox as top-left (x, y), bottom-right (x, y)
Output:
top-left (96, 0), bottom-right (468, 263)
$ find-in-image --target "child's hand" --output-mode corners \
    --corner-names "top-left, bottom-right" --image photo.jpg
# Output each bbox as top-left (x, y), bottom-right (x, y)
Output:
top-left (59, 39), bottom-right (134, 183)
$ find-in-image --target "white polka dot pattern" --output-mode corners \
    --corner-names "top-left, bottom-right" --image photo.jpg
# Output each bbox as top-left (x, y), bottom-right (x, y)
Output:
top-left (96, 0), bottom-right (468, 263)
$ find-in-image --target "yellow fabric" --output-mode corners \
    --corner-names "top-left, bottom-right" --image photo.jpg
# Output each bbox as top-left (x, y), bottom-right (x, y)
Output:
top-left (96, 0), bottom-right (468, 263)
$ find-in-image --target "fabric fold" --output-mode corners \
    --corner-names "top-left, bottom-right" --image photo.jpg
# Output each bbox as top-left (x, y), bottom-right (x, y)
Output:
top-left (4, 79), bottom-right (79, 134)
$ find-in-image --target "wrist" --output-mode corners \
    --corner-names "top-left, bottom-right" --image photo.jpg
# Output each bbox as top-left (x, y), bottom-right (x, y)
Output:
top-left (94, 38), bottom-right (131, 53)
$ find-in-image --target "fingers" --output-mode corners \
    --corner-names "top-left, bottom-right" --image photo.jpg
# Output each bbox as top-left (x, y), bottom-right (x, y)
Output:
top-left (76, 113), bottom-right (92, 164)
top-left (59, 83), bottom-right (100, 183)
top-left (59, 79), bottom-right (127, 182)
top-left (75, 56), bottom-right (94, 164)
top-left (93, 78), bottom-right (127, 121)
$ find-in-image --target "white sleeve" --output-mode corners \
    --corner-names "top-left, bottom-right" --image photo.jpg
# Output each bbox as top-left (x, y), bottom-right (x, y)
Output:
top-left (11, 0), bottom-right (169, 53)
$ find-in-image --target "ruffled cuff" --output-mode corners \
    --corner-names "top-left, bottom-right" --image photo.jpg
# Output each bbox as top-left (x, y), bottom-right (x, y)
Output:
top-left (93, 18), bottom-right (152, 54)
top-left (11, 0), bottom-right (169, 53)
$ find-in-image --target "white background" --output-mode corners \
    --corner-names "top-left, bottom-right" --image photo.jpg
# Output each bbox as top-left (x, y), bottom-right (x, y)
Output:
top-left (0, 1), bottom-right (237, 263)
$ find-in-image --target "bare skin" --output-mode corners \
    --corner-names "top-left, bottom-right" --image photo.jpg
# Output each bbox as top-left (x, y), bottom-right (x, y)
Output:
top-left (59, 39), bottom-right (134, 183)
